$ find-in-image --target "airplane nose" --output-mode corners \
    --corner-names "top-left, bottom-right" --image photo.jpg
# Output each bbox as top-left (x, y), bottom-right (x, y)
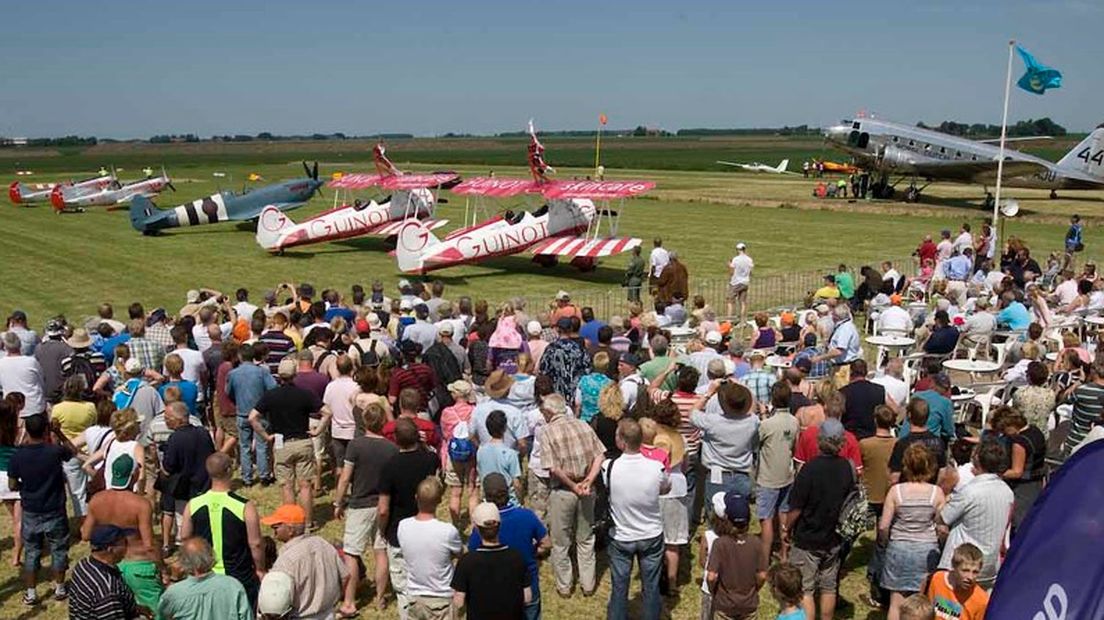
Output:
top-left (8, 182), bottom-right (21, 205)
top-left (822, 125), bottom-right (851, 144)
top-left (50, 186), bottom-right (65, 211)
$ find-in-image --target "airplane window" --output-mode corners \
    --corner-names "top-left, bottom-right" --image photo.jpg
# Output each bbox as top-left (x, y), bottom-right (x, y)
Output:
top-left (955, 151), bottom-right (962, 158)
top-left (924, 144), bottom-right (931, 151)
top-left (908, 140), bottom-right (915, 146)
top-left (892, 137), bottom-right (899, 143)
top-left (852, 121), bottom-right (860, 129)
top-left (939, 147), bottom-right (946, 154)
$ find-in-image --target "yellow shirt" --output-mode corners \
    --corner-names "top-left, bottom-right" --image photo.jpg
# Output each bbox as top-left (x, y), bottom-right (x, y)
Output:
top-left (51, 401), bottom-right (97, 441)
top-left (814, 286), bottom-right (840, 299)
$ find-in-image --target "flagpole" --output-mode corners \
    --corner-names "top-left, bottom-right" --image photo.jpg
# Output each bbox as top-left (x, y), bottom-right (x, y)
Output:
top-left (992, 39), bottom-right (1015, 249)
top-left (594, 123), bottom-right (603, 177)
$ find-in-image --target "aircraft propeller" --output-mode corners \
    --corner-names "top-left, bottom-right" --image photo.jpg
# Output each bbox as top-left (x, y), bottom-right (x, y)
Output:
top-left (303, 161), bottom-right (323, 199)
top-left (162, 166), bottom-right (176, 192)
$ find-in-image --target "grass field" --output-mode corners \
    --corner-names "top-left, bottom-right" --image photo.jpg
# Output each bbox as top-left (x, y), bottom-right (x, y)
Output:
top-left (0, 137), bottom-right (1101, 618)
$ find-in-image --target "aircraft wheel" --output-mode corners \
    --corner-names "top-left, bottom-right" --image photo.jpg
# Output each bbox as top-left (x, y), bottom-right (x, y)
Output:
top-left (570, 257), bottom-right (597, 272)
top-left (1050, 190), bottom-right (1058, 200)
top-left (905, 187), bottom-right (921, 203)
top-left (532, 255), bottom-right (558, 268)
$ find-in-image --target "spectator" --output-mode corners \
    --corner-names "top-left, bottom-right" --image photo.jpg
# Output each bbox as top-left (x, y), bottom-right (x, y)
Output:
top-left (293, 349), bottom-right (331, 492)
top-left (924, 543), bottom-right (989, 620)
top-left (860, 405), bottom-right (898, 604)
top-left (212, 340), bottom-right (240, 456)
top-left (181, 453), bottom-right (265, 607)
top-left (594, 383), bottom-right (625, 458)
top-left (382, 388), bottom-right (440, 450)
top-left (69, 525), bottom-right (145, 619)
top-left (996, 410), bottom-right (1046, 533)
top-left (160, 353), bottom-right (199, 415)
top-left (323, 354), bottom-right (360, 469)
top-left (839, 359), bottom-right (891, 440)
top-left (604, 418), bottom-right (670, 620)
top-left (158, 537), bottom-right (252, 620)
top-left (769, 562), bottom-right (806, 620)
top-left (36, 318), bottom-right (72, 404)
top-left (3, 310), bottom-right (38, 355)
top-left (921, 311), bottom-right (959, 356)
top-left (454, 500), bottom-right (532, 619)
top-left (727, 242), bottom-right (754, 322)
top-left (903, 373), bottom-right (955, 443)
top-left (878, 444), bottom-right (945, 620)
top-left (741, 350), bottom-right (776, 410)
top-left (226, 343), bottom-right (277, 486)
top-left (891, 398), bottom-right (948, 483)
top-left (378, 417), bottom-right (440, 617)
top-left (387, 341), bottom-right (437, 409)
top-left (161, 401), bottom-right (215, 551)
top-left (439, 380), bottom-right (476, 524)
top-left (0, 331), bottom-right (46, 416)
top-left (476, 409), bottom-right (523, 504)
top-left (1065, 358), bottom-right (1104, 454)
top-left (539, 317), bottom-right (591, 409)
top-left (539, 393), bottom-right (606, 598)
top-left (937, 440), bottom-right (1014, 589)
top-left (706, 490), bottom-right (767, 620)
top-left (249, 358), bottom-right (322, 526)
top-left (471, 370), bottom-right (528, 452)
top-left (757, 382), bottom-right (799, 564)
top-left (576, 352), bottom-right (614, 423)
top-left (1011, 361), bottom-right (1056, 437)
top-left (690, 381), bottom-right (759, 500)
top-left (785, 418), bottom-right (856, 620)
top-left (334, 401), bottom-right (397, 615)
top-left (264, 503), bottom-right (349, 620)
top-left (901, 593), bottom-right (937, 620)
top-left (53, 375), bottom-right (96, 517)
top-left (9, 414), bottom-right (78, 605)
top-left (398, 477), bottom-right (463, 619)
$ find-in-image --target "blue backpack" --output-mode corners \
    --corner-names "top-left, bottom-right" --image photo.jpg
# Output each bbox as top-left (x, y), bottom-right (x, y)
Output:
top-left (447, 421), bottom-right (475, 464)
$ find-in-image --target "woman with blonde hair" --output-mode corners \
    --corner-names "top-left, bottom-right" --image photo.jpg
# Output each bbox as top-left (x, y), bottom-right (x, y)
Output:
top-left (593, 382), bottom-right (624, 458)
top-left (575, 352), bottom-right (613, 423)
top-left (94, 343), bottom-right (131, 399)
top-left (83, 407), bottom-right (145, 492)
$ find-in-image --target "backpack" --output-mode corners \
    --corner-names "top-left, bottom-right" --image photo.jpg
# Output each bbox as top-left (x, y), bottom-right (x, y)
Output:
top-left (593, 455), bottom-right (620, 548)
top-left (113, 378), bottom-right (144, 410)
top-left (447, 421), bottom-right (475, 464)
top-left (314, 349), bottom-right (334, 372)
top-left (836, 462), bottom-right (874, 542)
top-left (66, 354), bottom-right (99, 401)
top-left (351, 339), bottom-right (382, 368)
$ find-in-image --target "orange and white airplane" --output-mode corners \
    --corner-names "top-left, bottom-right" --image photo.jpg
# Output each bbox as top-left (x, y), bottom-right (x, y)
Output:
top-left (9, 173), bottom-right (116, 205)
top-left (255, 143), bottom-right (456, 253)
top-left (394, 121), bottom-right (654, 274)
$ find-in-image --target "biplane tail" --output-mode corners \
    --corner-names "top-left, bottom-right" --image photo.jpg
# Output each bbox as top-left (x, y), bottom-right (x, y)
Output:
top-left (395, 219), bottom-right (441, 273)
top-left (255, 206), bottom-right (295, 251)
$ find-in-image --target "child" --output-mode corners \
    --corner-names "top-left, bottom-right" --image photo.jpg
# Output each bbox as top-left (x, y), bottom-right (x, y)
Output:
top-left (638, 417), bottom-right (670, 470)
top-left (768, 563), bottom-right (805, 619)
top-left (474, 410), bottom-right (522, 505)
top-left (706, 491), bottom-right (767, 620)
top-left (924, 543), bottom-right (989, 620)
top-left (699, 493), bottom-right (725, 620)
top-left (900, 593), bottom-right (936, 620)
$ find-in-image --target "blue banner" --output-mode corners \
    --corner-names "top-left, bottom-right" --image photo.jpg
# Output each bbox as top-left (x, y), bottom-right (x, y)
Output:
top-left (1016, 45), bottom-right (1062, 95)
top-left (988, 440), bottom-right (1104, 618)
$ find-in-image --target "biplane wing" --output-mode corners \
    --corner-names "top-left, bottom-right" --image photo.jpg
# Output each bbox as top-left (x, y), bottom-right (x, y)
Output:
top-left (328, 172), bottom-right (459, 191)
top-left (451, 177), bottom-right (543, 197)
top-left (529, 236), bottom-right (642, 258)
top-left (540, 180), bottom-right (656, 200)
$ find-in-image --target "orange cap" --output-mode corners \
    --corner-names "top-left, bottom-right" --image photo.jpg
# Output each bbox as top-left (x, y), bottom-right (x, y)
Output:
top-left (780, 312), bottom-right (795, 326)
top-left (890, 294), bottom-right (902, 305)
top-left (719, 321), bottom-right (732, 336)
top-left (232, 319), bottom-right (251, 343)
top-left (261, 504), bottom-right (306, 526)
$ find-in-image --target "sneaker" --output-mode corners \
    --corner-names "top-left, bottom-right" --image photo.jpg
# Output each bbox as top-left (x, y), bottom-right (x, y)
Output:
top-left (53, 584), bottom-right (68, 601)
top-left (260, 477), bottom-right (275, 487)
top-left (22, 591), bottom-right (38, 606)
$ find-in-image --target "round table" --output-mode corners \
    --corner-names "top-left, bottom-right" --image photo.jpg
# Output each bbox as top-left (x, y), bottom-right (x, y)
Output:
top-left (942, 359), bottom-right (1002, 374)
top-left (865, 335), bottom-right (916, 367)
top-left (765, 355), bottom-right (791, 378)
top-left (1085, 316), bottom-right (1104, 327)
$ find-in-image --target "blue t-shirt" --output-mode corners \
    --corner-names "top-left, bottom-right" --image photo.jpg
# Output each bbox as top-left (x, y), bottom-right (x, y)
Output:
top-left (997, 302), bottom-right (1032, 332)
top-left (8, 442), bottom-right (72, 514)
top-left (901, 390), bottom-right (955, 441)
top-left (101, 332), bottom-right (132, 366)
top-left (578, 320), bottom-right (607, 347)
top-left (468, 504), bottom-right (547, 598)
top-left (777, 609), bottom-right (807, 620)
top-left (159, 380), bottom-right (199, 416)
top-left (476, 443), bottom-right (521, 505)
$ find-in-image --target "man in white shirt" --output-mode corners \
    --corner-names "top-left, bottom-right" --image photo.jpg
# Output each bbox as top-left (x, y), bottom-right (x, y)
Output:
top-left (872, 357), bottom-right (909, 408)
top-left (936, 229), bottom-right (955, 262)
top-left (0, 332), bottom-right (45, 415)
top-left (954, 223), bottom-right (974, 255)
top-left (881, 260), bottom-right (902, 292)
top-left (167, 326), bottom-right (207, 399)
top-left (617, 354), bottom-right (646, 414)
top-left (1050, 271), bottom-right (1080, 306)
top-left (648, 238), bottom-right (670, 295)
top-left (727, 242), bottom-right (754, 322)
top-left (876, 295), bottom-right (912, 334)
top-left (232, 288), bottom-right (259, 321)
top-left (961, 297), bottom-right (997, 348)
top-left (603, 418), bottom-right (670, 620)
top-left (397, 477), bottom-right (463, 619)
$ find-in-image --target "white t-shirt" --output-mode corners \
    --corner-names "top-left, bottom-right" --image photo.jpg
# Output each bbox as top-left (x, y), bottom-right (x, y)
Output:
top-left (397, 517), bottom-right (463, 598)
top-left (1053, 279), bottom-right (1079, 306)
top-left (729, 254), bottom-right (754, 286)
top-left (169, 347), bottom-right (206, 387)
top-left (649, 247), bottom-right (670, 278)
top-left (233, 302), bottom-right (259, 320)
top-left (324, 376), bottom-right (360, 441)
top-left (603, 452), bottom-right (667, 542)
top-left (954, 232), bottom-right (974, 254)
top-left (937, 240), bottom-right (954, 261)
top-left (873, 374), bottom-right (909, 408)
top-left (191, 322), bottom-right (232, 353)
top-left (877, 306), bottom-right (912, 333)
top-left (0, 355), bottom-right (46, 415)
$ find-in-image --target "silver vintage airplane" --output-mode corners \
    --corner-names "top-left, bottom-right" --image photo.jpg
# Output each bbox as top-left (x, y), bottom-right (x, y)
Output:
top-left (823, 117), bottom-right (1104, 205)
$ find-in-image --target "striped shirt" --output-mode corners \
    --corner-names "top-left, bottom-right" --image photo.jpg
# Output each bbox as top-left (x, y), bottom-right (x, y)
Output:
top-left (938, 473), bottom-right (1014, 586)
top-left (741, 368), bottom-right (776, 407)
top-left (655, 390), bottom-right (702, 458)
top-left (69, 556), bottom-right (138, 620)
top-left (387, 363), bottom-right (437, 402)
top-left (259, 330), bottom-right (296, 376)
top-left (1066, 382), bottom-right (1104, 452)
top-left (146, 323), bottom-right (175, 351)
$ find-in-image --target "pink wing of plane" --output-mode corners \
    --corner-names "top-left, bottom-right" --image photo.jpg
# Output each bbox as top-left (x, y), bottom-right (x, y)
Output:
top-left (540, 180), bottom-right (656, 200)
top-left (529, 236), bottom-right (642, 258)
top-left (450, 177), bottom-right (543, 197)
top-left (328, 172), bottom-right (458, 190)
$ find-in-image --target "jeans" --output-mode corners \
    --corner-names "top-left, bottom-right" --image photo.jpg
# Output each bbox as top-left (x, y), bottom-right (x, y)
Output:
top-left (523, 597), bottom-right (541, 620)
top-left (685, 450), bottom-right (702, 525)
top-left (62, 456), bottom-right (88, 517)
top-left (607, 534), bottom-right (664, 620)
top-left (22, 510), bottom-right (69, 574)
top-left (237, 416), bottom-right (270, 483)
top-left (703, 470), bottom-right (752, 507)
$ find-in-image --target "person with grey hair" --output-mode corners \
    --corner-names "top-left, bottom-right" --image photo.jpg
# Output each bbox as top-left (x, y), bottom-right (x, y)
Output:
top-left (784, 418), bottom-right (857, 620)
top-left (811, 305), bottom-right (861, 387)
top-left (0, 330), bottom-right (46, 415)
top-left (159, 536), bottom-right (252, 619)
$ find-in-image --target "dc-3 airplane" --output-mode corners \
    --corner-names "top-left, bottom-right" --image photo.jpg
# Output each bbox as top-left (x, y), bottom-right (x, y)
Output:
top-left (8, 174), bottom-right (116, 205)
top-left (394, 121), bottom-right (654, 274)
top-left (716, 159), bottom-right (796, 174)
top-left (824, 116), bottom-right (1104, 204)
top-left (51, 168), bottom-right (175, 212)
top-left (255, 143), bottom-right (456, 253)
top-left (130, 163), bottom-right (323, 235)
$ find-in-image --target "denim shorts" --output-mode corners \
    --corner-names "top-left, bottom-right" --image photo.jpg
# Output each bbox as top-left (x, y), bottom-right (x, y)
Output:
top-left (755, 484), bottom-right (791, 520)
top-left (22, 510), bottom-right (70, 573)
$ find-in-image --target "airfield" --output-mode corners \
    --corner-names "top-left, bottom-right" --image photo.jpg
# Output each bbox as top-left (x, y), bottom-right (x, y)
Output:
top-left (1, 134), bottom-right (1102, 619)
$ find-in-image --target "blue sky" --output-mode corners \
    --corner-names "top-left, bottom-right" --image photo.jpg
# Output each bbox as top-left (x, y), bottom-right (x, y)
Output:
top-left (0, 1), bottom-right (1099, 138)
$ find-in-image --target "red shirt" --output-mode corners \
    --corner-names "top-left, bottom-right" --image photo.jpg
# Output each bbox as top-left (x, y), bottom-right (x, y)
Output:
top-left (793, 424), bottom-right (863, 472)
top-left (387, 363), bottom-right (437, 402)
top-left (382, 415), bottom-right (441, 451)
top-left (917, 240), bottom-right (938, 265)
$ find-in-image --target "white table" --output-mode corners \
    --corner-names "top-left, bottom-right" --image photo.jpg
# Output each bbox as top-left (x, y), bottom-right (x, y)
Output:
top-left (942, 359), bottom-right (1002, 374)
top-left (765, 355), bottom-right (791, 378)
top-left (866, 335), bottom-right (916, 367)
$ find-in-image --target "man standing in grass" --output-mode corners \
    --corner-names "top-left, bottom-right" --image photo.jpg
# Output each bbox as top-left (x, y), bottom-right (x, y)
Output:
top-left (727, 242), bottom-right (753, 323)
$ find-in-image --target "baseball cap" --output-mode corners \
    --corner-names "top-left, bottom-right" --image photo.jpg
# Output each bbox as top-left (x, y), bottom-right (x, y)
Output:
top-left (124, 358), bottom-right (143, 375)
top-left (277, 358), bottom-right (298, 379)
top-left (436, 322), bottom-right (454, 336)
top-left (815, 303), bottom-right (830, 314)
top-left (619, 353), bottom-right (643, 368)
top-left (261, 504), bottom-right (306, 526)
top-left (555, 290), bottom-right (570, 301)
top-left (748, 349), bottom-right (767, 360)
top-left (258, 571), bottom-right (294, 616)
top-left (736, 242), bottom-right (746, 250)
top-left (723, 492), bottom-right (751, 525)
top-left (472, 502), bottom-right (501, 527)
top-left (185, 289), bottom-right (200, 303)
top-left (819, 417), bottom-right (845, 440)
top-left (109, 453), bottom-right (135, 490)
top-left (526, 320), bottom-right (542, 336)
top-left (399, 299), bottom-right (413, 311)
top-left (705, 330), bottom-right (722, 345)
top-left (555, 317), bottom-right (573, 330)
top-left (90, 525), bottom-right (136, 550)
top-left (146, 307), bottom-right (167, 327)
top-left (45, 318), bottom-right (66, 338)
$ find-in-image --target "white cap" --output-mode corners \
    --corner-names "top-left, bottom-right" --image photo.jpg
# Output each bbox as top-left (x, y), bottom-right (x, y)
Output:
top-left (711, 491), bottom-right (727, 519)
top-left (705, 330), bottom-right (722, 345)
top-left (736, 242), bottom-right (746, 250)
top-left (437, 322), bottom-right (454, 336)
top-left (526, 320), bottom-right (542, 336)
top-left (399, 299), bottom-right (413, 311)
top-left (124, 358), bottom-right (142, 374)
top-left (472, 501), bottom-right (501, 527)
top-left (257, 571), bottom-right (294, 616)
top-left (185, 289), bottom-right (200, 303)
top-left (555, 290), bottom-right (570, 301)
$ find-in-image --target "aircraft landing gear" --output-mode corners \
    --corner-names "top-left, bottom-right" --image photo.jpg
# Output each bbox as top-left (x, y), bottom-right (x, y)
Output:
top-left (570, 256), bottom-right (597, 272)
top-left (904, 184), bottom-right (922, 203)
top-left (532, 255), bottom-right (558, 268)
top-left (984, 192), bottom-right (995, 210)
top-left (1050, 189), bottom-right (1058, 200)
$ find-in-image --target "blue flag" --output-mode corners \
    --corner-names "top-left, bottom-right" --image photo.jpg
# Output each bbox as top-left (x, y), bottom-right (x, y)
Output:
top-left (1016, 45), bottom-right (1062, 95)
top-left (988, 440), bottom-right (1104, 618)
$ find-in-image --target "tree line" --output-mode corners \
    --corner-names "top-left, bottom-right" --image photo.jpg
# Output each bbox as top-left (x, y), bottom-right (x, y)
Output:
top-left (917, 118), bottom-right (1067, 138)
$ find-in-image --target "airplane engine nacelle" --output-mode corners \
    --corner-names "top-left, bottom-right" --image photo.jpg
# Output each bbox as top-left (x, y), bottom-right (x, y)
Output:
top-left (880, 146), bottom-right (914, 170)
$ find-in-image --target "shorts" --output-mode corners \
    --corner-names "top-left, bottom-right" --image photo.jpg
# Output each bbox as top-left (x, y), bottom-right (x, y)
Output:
top-left (22, 510), bottom-right (69, 573)
top-left (790, 543), bottom-right (842, 593)
top-left (881, 540), bottom-right (940, 592)
top-left (343, 505), bottom-right (386, 557)
top-left (309, 417), bottom-right (329, 464)
top-left (409, 595), bottom-right (454, 620)
top-left (0, 471), bottom-right (20, 501)
top-left (216, 412), bottom-right (239, 438)
top-left (660, 496), bottom-right (689, 545)
top-left (274, 438), bottom-right (316, 485)
top-left (118, 559), bottom-right (164, 614)
top-left (727, 283), bottom-right (749, 299)
top-left (755, 484), bottom-right (791, 520)
top-left (443, 458), bottom-right (472, 488)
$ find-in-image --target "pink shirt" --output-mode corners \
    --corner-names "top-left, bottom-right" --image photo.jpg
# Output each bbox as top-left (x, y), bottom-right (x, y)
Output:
top-left (438, 401), bottom-right (474, 467)
top-left (640, 444), bottom-right (670, 470)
